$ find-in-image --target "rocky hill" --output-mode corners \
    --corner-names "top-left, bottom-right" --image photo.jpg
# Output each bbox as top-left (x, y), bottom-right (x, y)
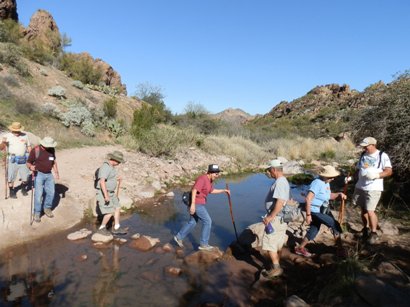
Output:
top-left (212, 107), bottom-right (254, 124)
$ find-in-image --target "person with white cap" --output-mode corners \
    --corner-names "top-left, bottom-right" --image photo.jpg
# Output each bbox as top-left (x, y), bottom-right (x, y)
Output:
top-left (174, 164), bottom-right (230, 251)
top-left (26, 136), bottom-right (60, 223)
top-left (0, 122), bottom-right (32, 198)
top-left (260, 159), bottom-right (290, 278)
top-left (352, 137), bottom-right (392, 244)
top-left (294, 165), bottom-right (346, 257)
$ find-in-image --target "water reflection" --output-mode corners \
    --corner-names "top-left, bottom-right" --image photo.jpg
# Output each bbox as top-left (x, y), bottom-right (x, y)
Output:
top-left (0, 172), bottom-right (309, 306)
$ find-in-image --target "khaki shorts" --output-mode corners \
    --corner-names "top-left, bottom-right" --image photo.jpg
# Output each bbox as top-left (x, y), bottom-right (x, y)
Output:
top-left (96, 190), bottom-right (120, 214)
top-left (352, 188), bottom-right (382, 211)
top-left (262, 217), bottom-right (288, 252)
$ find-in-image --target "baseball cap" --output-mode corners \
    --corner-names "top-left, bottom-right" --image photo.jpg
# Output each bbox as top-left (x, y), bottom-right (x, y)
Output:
top-left (360, 137), bottom-right (377, 147)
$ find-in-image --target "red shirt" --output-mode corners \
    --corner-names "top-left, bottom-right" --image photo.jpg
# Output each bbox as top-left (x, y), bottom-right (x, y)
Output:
top-left (27, 146), bottom-right (56, 173)
top-left (193, 174), bottom-right (214, 205)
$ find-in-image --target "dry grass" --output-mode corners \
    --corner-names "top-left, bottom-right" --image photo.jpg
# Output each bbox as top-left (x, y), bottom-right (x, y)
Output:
top-left (264, 136), bottom-right (356, 162)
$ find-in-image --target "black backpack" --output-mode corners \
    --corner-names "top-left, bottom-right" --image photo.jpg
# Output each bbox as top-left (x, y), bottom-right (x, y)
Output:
top-left (182, 191), bottom-right (192, 206)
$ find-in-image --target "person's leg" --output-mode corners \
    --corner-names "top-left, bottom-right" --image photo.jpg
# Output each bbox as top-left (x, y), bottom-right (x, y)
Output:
top-left (43, 173), bottom-right (55, 210)
top-left (368, 210), bottom-right (378, 232)
top-left (176, 213), bottom-right (198, 240)
top-left (101, 213), bottom-right (113, 227)
top-left (195, 205), bottom-right (212, 246)
top-left (34, 172), bottom-right (45, 215)
top-left (7, 161), bottom-right (17, 198)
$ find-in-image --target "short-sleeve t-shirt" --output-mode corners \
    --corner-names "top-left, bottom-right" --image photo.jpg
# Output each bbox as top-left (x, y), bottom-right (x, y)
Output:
top-left (355, 150), bottom-right (392, 191)
top-left (309, 178), bottom-right (330, 213)
top-left (193, 174), bottom-right (214, 205)
top-left (3, 132), bottom-right (30, 156)
top-left (265, 176), bottom-right (290, 212)
top-left (27, 146), bottom-right (56, 173)
top-left (97, 161), bottom-right (118, 192)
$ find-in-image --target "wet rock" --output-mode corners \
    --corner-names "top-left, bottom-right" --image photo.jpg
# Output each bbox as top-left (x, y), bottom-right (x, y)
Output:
top-left (162, 243), bottom-right (175, 253)
top-left (285, 295), bottom-right (309, 307)
top-left (67, 228), bottom-right (92, 241)
top-left (318, 253), bottom-right (335, 266)
top-left (184, 248), bottom-right (223, 265)
top-left (131, 233), bottom-right (141, 239)
top-left (129, 235), bottom-right (159, 251)
top-left (91, 232), bottom-right (113, 243)
top-left (140, 271), bottom-right (161, 282)
top-left (164, 266), bottom-right (182, 276)
top-left (114, 238), bottom-right (127, 244)
top-left (166, 191), bottom-right (175, 197)
top-left (119, 193), bottom-right (133, 209)
top-left (76, 254), bottom-right (88, 262)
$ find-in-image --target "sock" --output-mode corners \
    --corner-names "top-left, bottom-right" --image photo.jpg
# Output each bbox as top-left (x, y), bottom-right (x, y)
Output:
top-left (273, 263), bottom-right (280, 269)
top-left (99, 225), bottom-right (106, 230)
top-left (114, 224), bottom-right (120, 230)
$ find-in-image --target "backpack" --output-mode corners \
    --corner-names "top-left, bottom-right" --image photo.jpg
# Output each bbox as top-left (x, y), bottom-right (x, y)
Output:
top-left (182, 191), bottom-right (192, 206)
top-left (359, 150), bottom-right (384, 169)
top-left (94, 162), bottom-right (110, 189)
top-left (279, 199), bottom-right (302, 223)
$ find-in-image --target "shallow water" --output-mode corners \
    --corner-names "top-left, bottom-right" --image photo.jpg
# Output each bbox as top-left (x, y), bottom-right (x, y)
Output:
top-left (0, 173), bottom-right (308, 306)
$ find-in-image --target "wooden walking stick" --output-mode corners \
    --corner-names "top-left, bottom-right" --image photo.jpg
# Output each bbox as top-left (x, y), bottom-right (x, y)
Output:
top-left (4, 148), bottom-right (8, 199)
top-left (225, 183), bottom-right (239, 242)
top-left (30, 172), bottom-right (35, 225)
top-left (338, 172), bottom-right (350, 225)
top-left (116, 178), bottom-right (121, 197)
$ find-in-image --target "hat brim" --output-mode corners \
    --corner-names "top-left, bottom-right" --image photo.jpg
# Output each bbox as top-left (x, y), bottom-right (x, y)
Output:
top-left (107, 154), bottom-right (124, 163)
top-left (319, 170), bottom-right (340, 178)
top-left (8, 126), bottom-right (24, 132)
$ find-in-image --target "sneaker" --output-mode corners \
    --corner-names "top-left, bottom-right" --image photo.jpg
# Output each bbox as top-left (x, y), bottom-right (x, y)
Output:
top-left (368, 232), bottom-right (379, 245)
top-left (9, 188), bottom-right (17, 199)
top-left (262, 267), bottom-right (283, 279)
top-left (21, 186), bottom-right (28, 196)
top-left (34, 214), bottom-right (41, 223)
top-left (44, 208), bottom-right (54, 218)
top-left (361, 227), bottom-right (370, 240)
top-left (173, 236), bottom-right (184, 248)
top-left (97, 228), bottom-right (111, 236)
top-left (295, 246), bottom-right (312, 258)
top-left (111, 227), bottom-right (128, 235)
top-left (198, 245), bottom-right (215, 251)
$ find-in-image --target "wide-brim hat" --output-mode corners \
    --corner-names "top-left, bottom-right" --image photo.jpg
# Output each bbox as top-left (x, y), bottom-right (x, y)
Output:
top-left (107, 150), bottom-right (125, 163)
top-left (207, 164), bottom-right (221, 173)
top-left (318, 165), bottom-right (340, 178)
top-left (8, 122), bottom-right (24, 132)
top-left (40, 136), bottom-right (57, 148)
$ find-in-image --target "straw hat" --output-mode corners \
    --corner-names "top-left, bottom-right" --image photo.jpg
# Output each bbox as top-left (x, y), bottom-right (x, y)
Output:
top-left (318, 165), bottom-right (340, 178)
top-left (40, 136), bottom-right (57, 148)
top-left (8, 122), bottom-right (24, 132)
top-left (107, 151), bottom-right (125, 163)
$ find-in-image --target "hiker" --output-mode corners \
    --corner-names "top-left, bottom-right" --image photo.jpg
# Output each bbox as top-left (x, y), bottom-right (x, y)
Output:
top-left (294, 165), bottom-right (346, 257)
top-left (174, 164), bottom-right (230, 251)
top-left (95, 151), bottom-right (127, 236)
top-left (260, 159), bottom-right (290, 279)
top-left (0, 122), bottom-right (31, 198)
top-left (26, 136), bottom-right (60, 223)
top-left (352, 137), bottom-right (392, 244)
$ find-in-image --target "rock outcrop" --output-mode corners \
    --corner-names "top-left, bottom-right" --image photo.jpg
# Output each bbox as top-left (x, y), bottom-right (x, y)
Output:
top-left (0, 0), bottom-right (17, 21)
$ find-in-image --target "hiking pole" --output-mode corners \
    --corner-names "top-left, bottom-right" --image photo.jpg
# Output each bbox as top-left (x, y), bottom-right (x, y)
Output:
top-left (338, 172), bottom-right (350, 225)
top-left (4, 148), bottom-right (8, 199)
top-left (116, 178), bottom-right (121, 198)
top-left (225, 183), bottom-right (239, 241)
top-left (30, 172), bottom-right (35, 225)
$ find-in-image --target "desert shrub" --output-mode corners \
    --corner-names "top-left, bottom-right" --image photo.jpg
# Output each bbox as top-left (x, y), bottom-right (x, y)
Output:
top-left (0, 20), bottom-right (22, 44)
top-left (103, 97), bottom-right (117, 118)
top-left (47, 86), bottom-right (66, 99)
top-left (59, 53), bottom-right (102, 85)
top-left (135, 125), bottom-right (199, 157)
top-left (202, 135), bottom-right (268, 166)
top-left (131, 104), bottom-right (159, 137)
top-left (0, 43), bottom-right (30, 77)
top-left (135, 82), bottom-right (172, 123)
top-left (80, 120), bottom-right (96, 137)
top-left (320, 149), bottom-right (336, 161)
top-left (21, 40), bottom-right (54, 65)
top-left (72, 80), bottom-right (84, 89)
top-left (14, 99), bottom-right (37, 115)
top-left (3, 75), bottom-right (19, 87)
top-left (106, 119), bottom-right (125, 138)
top-left (58, 102), bottom-right (92, 127)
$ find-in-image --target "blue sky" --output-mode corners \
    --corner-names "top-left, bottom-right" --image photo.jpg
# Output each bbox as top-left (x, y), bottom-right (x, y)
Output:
top-left (17, 1), bottom-right (410, 115)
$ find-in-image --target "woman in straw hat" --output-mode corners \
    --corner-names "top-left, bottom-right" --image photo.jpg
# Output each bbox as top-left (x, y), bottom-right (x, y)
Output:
top-left (0, 122), bottom-right (31, 198)
top-left (294, 165), bottom-right (346, 257)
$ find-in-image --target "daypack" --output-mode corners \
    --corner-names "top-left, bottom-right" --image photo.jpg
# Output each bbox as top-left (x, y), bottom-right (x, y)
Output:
top-left (359, 150), bottom-right (384, 169)
top-left (182, 191), bottom-right (192, 206)
top-left (279, 199), bottom-right (302, 223)
top-left (94, 162), bottom-right (110, 189)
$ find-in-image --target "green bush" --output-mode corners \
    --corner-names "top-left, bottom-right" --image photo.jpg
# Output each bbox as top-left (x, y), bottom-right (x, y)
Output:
top-left (103, 97), bottom-right (117, 118)
top-left (59, 53), bottom-right (102, 85)
top-left (320, 149), bottom-right (336, 160)
top-left (0, 20), bottom-right (22, 44)
top-left (0, 43), bottom-right (30, 77)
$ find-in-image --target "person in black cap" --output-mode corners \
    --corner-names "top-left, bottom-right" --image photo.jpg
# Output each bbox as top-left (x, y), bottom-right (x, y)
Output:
top-left (174, 164), bottom-right (230, 251)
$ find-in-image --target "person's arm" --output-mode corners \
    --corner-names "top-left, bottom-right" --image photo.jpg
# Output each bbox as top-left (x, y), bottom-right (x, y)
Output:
top-left (189, 188), bottom-right (198, 215)
top-left (304, 191), bottom-right (315, 225)
top-left (210, 188), bottom-right (230, 195)
top-left (26, 149), bottom-right (35, 172)
top-left (0, 136), bottom-right (8, 151)
top-left (330, 192), bottom-right (347, 201)
top-left (52, 161), bottom-right (59, 180)
top-left (263, 198), bottom-right (286, 225)
top-left (100, 178), bottom-right (110, 203)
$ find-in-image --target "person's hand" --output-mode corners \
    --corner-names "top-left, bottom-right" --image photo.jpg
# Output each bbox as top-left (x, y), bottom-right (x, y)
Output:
top-left (54, 173), bottom-right (60, 180)
top-left (225, 189), bottom-right (230, 196)
top-left (366, 172), bottom-right (380, 180)
top-left (344, 176), bottom-right (353, 184)
top-left (29, 165), bottom-right (36, 171)
top-left (339, 193), bottom-right (347, 200)
top-left (104, 194), bottom-right (110, 203)
top-left (306, 215), bottom-right (312, 225)
top-left (189, 205), bottom-right (196, 215)
top-left (263, 215), bottom-right (273, 225)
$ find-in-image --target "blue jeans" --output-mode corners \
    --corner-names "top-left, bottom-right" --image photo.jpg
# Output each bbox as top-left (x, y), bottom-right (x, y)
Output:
top-left (34, 171), bottom-right (55, 214)
top-left (306, 212), bottom-right (343, 241)
top-left (176, 205), bottom-right (212, 246)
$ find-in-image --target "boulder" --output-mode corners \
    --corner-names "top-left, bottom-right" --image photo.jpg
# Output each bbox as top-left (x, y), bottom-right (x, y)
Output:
top-left (184, 248), bottom-right (223, 265)
top-left (67, 228), bottom-right (92, 241)
top-left (91, 232), bottom-right (113, 243)
top-left (0, 0), bottom-right (18, 21)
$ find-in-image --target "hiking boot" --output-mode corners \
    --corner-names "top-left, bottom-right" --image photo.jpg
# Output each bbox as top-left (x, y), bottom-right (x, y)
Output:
top-left (262, 267), bottom-right (283, 279)
top-left (34, 214), bottom-right (41, 223)
top-left (198, 245), bottom-right (215, 251)
top-left (295, 246), bottom-right (312, 258)
top-left (97, 228), bottom-right (111, 236)
top-left (173, 236), bottom-right (184, 248)
top-left (111, 227), bottom-right (128, 235)
top-left (368, 232), bottom-right (379, 245)
top-left (44, 208), bottom-right (54, 218)
top-left (361, 227), bottom-right (370, 240)
top-left (9, 188), bottom-right (17, 199)
top-left (21, 184), bottom-right (28, 196)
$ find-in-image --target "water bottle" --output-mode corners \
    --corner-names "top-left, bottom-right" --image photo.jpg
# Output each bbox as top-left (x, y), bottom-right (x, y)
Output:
top-left (265, 222), bottom-right (274, 234)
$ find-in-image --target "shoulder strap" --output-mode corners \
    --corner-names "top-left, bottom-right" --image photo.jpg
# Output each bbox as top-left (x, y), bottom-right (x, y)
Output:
top-left (34, 146), bottom-right (40, 159)
top-left (378, 150), bottom-right (383, 169)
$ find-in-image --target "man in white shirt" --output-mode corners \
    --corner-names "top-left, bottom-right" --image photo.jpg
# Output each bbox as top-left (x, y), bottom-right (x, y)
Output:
top-left (352, 137), bottom-right (392, 244)
top-left (0, 122), bottom-right (31, 199)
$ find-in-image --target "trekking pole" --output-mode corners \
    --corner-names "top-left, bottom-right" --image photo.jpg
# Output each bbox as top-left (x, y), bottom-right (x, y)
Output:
top-left (338, 172), bottom-right (350, 225)
top-left (225, 183), bottom-right (239, 241)
top-left (4, 148), bottom-right (8, 199)
top-left (116, 178), bottom-right (121, 198)
top-left (30, 172), bottom-right (35, 225)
